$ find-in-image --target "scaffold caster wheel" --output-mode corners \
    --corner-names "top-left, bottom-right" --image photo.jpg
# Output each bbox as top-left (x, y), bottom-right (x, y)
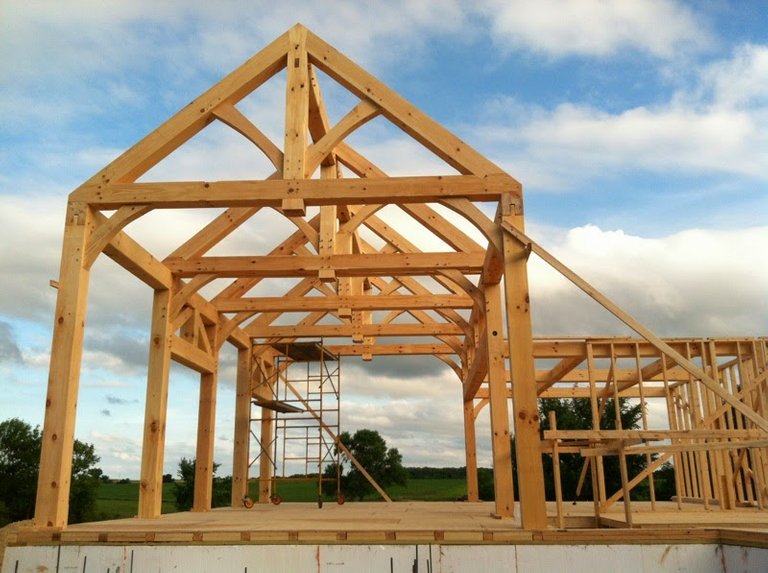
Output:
top-left (337, 495), bottom-right (345, 505)
top-left (271, 495), bottom-right (282, 505)
top-left (242, 496), bottom-right (254, 509)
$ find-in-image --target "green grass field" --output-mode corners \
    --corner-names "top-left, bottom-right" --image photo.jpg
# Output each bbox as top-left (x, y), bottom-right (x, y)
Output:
top-left (92, 477), bottom-right (467, 520)
top-left (94, 481), bottom-right (177, 520)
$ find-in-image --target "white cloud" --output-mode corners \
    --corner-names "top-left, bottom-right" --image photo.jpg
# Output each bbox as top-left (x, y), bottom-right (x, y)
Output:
top-left (473, 43), bottom-right (768, 187)
top-left (478, 0), bottom-right (710, 58)
top-left (528, 224), bottom-right (768, 337)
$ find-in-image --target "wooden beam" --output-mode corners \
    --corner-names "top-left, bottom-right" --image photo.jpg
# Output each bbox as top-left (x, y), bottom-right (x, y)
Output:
top-left (193, 370), bottom-right (218, 512)
top-left (231, 347), bottom-right (251, 507)
top-left (75, 29), bottom-right (288, 186)
top-left (138, 289), bottom-right (173, 518)
top-left (463, 399), bottom-right (480, 502)
top-left (538, 356), bottom-right (585, 392)
top-left (282, 25), bottom-right (310, 215)
top-left (215, 294), bottom-right (474, 313)
top-left (305, 28), bottom-right (512, 178)
top-left (325, 343), bottom-right (456, 356)
top-left (34, 203), bottom-right (94, 528)
top-left (170, 335), bottom-right (217, 374)
top-left (304, 98), bottom-right (379, 177)
top-left (73, 174), bottom-right (512, 208)
top-left (212, 103), bottom-right (284, 171)
top-left (166, 251), bottom-right (485, 278)
top-left (502, 222), bottom-right (547, 529)
top-left (484, 283), bottom-right (515, 518)
top-left (83, 205), bottom-right (152, 269)
top-left (502, 222), bottom-right (768, 433)
top-left (247, 322), bottom-right (463, 339)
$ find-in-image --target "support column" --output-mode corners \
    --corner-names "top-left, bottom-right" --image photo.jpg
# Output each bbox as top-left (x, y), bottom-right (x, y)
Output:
top-left (502, 214), bottom-right (547, 529)
top-left (193, 369), bottom-right (218, 511)
top-left (35, 203), bottom-right (94, 528)
top-left (484, 282), bottom-right (515, 518)
top-left (258, 359), bottom-right (275, 503)
top-left (138, 289), bottom-right (173, 518)
top-left (463, 398), bottom-right (480, 502)
top-left (231, 347), bottom-right (251, 506)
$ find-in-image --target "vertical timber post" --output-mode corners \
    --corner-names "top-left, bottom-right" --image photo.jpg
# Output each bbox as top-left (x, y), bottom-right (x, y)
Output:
top-left (484, 282), bottom-right (515, 518)
top-left (138, 288), bottom-right (173, 518)
top-left (501, 208), bottom-right (548, 529)
top-left (193, 368), bottom-right (218, 511)
top-left (231, 346), bottom-right (252, 506)
top-left (463, 399), bottom-right (480, 502)
top-left (35, 202), bottom-right (94, 528)
top-left (258, 359), bottom-right (275, 503)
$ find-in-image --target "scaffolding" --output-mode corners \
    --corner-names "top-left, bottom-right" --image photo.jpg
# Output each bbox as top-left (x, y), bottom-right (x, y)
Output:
top-left (250, 340), bottom-right (342, 503)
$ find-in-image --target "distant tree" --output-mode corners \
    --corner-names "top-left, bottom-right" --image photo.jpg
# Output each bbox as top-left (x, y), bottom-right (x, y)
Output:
top-left (539, 397), bottom-right (647, 501)
top-left (0, 418), bottom-right (103, 525)
top-left (68, 440), bottom-right (104, 523)
top-left (173, 457), bottom-right (230, 511)
top-left (162, 473), bottom-right (174, 483)
top-left (329, 429), bottom-right (407, 501)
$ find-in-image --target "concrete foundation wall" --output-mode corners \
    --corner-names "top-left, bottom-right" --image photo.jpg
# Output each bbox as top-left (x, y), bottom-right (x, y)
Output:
top-left (4, 543), bottom-right (767, 572)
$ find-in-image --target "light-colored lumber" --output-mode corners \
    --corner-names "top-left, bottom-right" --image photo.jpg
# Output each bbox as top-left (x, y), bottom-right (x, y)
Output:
top-left (502, 223), bottom-right (547, 529)
top-left (463, 399), bottom-right (480, 502)
top-left (138, 289), bottom-right (173, 518)
top-left (484, 282), bottom-right (515, 518)
top-left (246, 322), bottom-right (463, 339)
top-left (501, 221), bottom-right (768, 433)
top-left (166, 251), bottom-right (484, 278)
top-left (73, 174), bottom-right (512, 208)
top-left (214, 294), bottom-right (474, 313)
top-left (193, 369), bottom-right (218, 512)
top-left (34, 203), bottom-right (94, 528)
top-left (230, 347), bottom-right (251, 507)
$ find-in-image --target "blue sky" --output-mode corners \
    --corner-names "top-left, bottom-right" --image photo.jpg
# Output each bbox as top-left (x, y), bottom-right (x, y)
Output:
top-left (1, 1), bottom-right (766, 479)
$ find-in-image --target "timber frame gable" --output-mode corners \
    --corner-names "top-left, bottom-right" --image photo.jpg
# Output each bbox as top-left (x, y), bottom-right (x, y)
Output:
top-left (35, 24), bottom-right (768, 532)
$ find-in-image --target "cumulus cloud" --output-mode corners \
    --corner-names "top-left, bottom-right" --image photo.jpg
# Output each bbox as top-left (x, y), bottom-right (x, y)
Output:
top-left (472, 42), bottom-right (768, 188)
top-left (477, 0), bottom-right (710, 59)
top-left (528, 224), bottom-right (768, 337)
top-left (0, 321), bottom-right (23, 363)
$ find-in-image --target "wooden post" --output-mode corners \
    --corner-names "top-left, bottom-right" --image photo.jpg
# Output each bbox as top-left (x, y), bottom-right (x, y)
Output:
top-left (549, 411), bottom-right (564, 529)
top-left (34, 203), bottom-right (94, 528)
top-left (483, 282), bottom-right (515, 518)
top-left (618, 440), bottom-right (633, 527)
top-left (259, 360), bottom-right (275, 503)
top-left (282, 25), bottom-right (309, 216)
top-left (501, 219), bottom-right (547, 529)
top-left (463, 398), bottom-right (480, 502)
top-left (231, 347), bottom-right (251, 506)
top-left (138, 289), bottom-right (173, 518)
top-left (193, 369), bottom-right (218, 511)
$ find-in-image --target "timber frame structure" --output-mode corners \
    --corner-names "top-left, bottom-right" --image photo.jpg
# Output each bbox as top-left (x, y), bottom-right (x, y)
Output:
top-left (33, 24), bottom-right (767, 532)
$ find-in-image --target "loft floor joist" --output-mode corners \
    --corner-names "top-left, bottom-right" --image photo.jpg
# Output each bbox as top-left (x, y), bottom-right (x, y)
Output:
top-left (32, 23), bottom-right (767, 538)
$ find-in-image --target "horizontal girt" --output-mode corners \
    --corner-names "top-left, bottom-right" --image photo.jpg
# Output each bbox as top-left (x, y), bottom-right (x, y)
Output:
top-left (166, 252), bottom-right (485, 278)
top-left (215, 294), bottom-right (475, 313)
top-left (72, 174), bottom-right (518, 209)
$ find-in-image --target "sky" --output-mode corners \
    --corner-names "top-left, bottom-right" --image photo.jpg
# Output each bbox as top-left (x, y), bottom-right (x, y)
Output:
top-left (0, 1), bottom-right (766, 481)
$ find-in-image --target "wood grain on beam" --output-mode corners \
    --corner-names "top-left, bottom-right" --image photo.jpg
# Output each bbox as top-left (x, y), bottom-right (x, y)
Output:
top-left (215, 294), bottom-right (474, 313)
top-left (247, 322), bottom-right (463, 339)
top-left (74, 174), bottom-right (511, 209)
top-left (166, 251), bottom-right (484, 278)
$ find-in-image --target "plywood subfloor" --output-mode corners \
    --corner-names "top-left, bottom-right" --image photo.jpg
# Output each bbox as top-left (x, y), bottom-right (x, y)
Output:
top-left (9, 502), bottom-right (768, 547)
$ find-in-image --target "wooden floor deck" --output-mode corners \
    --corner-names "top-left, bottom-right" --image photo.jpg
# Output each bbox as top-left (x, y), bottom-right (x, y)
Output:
top-left (9, 502), bottom-right (768, 548)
